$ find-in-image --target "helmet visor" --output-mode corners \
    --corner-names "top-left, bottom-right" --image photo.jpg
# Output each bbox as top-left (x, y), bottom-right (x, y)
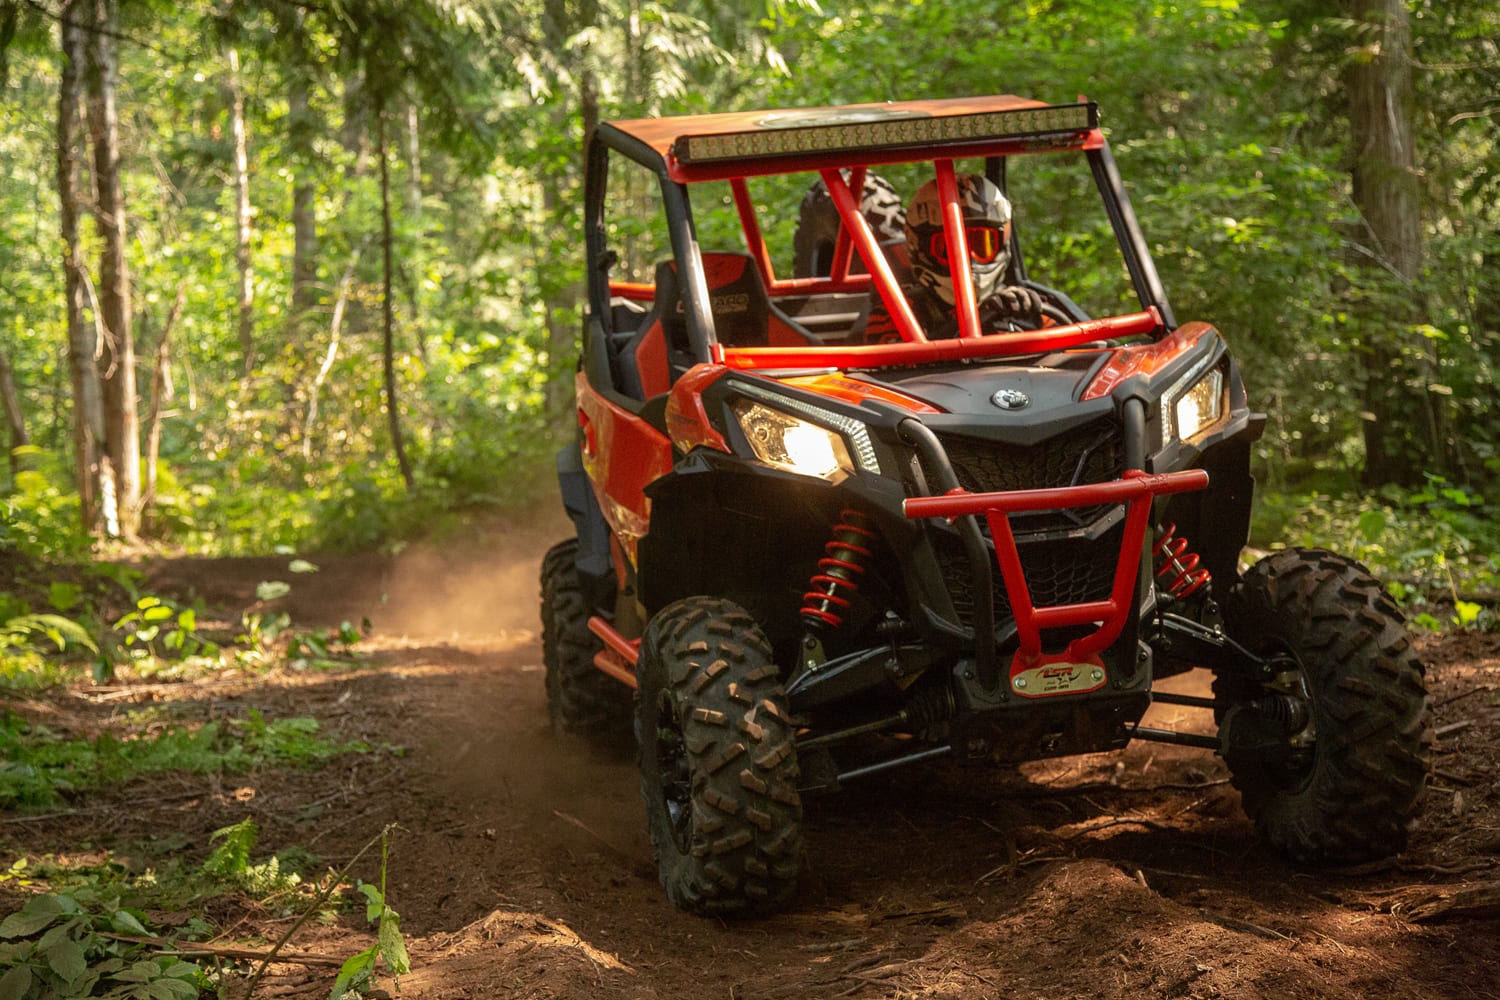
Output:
top-left (928, 222), bottom-right (1010, 267)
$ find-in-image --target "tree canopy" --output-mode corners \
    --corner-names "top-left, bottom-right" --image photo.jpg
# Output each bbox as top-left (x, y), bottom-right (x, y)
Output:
top-left (0, 0), bottom-right (1495, 557)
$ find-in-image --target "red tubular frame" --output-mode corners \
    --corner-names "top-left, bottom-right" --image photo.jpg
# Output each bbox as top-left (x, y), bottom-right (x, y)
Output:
top-left (903, 469), bottom-right (1209, 691)
top-left (587, 616), bottom-right (640, 690)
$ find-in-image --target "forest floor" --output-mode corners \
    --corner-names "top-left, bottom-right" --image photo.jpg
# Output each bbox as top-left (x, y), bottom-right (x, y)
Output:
top-left (4, 512), bottom-right (1500, 999)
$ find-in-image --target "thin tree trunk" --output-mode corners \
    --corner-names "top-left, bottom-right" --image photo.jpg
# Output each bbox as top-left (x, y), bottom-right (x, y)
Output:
top-left (228, 46), bottom-right (255, 376)
top-left (57, 0), bottom-right (102, 534)
top-left (1345, 0), bottom-right (1436, 486)
top-left (142, 285), bottom-right (185, 519)
top-left (541, 70), bottom-right (597, 431)
top-left (84, 0), bottom-right (139, 539)
top-left (290, 72), bottom-right (318, 319)
top-left (0, 347), bottom-right (28, 477)
top-left (404, 100), bottom-right (421, 220)
top-left (378, 112), bottom-right (413, 490)
top-left (303, 248), bottom-right (362, 461)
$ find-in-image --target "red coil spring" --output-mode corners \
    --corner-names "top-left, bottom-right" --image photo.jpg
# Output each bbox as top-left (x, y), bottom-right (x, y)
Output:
top-left (1152, 522), bottom-right (1212, 601)
top-left (801, 509), bottom-right (877, 629)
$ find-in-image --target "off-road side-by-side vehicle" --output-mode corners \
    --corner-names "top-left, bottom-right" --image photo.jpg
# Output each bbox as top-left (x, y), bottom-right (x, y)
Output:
top-left (540, 95), bottom-right (1433, 915)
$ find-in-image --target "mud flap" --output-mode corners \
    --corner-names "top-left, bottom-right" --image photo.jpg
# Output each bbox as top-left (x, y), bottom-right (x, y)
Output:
top-left (557, 442), bottom-right (614, 610)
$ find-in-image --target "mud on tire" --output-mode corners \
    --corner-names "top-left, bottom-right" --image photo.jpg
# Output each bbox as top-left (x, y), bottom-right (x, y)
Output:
top-left (1218, 547), bottom-right (1432, 864)
top-left (540, 539), bottom-right (633, 745)
top-left (636, 597), bottom-right (802, 915)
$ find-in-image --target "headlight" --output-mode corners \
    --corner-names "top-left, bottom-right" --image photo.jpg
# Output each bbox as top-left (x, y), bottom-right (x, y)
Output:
top-left (1167, 367), bottom-right (1225, 443)
top-left (732, 399), bottom-right (855, 481)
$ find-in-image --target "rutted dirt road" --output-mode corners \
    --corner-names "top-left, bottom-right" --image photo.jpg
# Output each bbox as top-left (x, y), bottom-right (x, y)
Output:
top-left (9, 517), bottom-right (1500, 998)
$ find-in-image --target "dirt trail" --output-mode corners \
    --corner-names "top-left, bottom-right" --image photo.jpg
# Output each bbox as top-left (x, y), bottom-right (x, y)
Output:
top-left (14, 521), bottom-right (1500, 998)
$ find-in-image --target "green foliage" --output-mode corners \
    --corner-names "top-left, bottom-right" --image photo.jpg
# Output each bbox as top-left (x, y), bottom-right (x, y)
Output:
top-left (1252, 478), bottom-right (1500, 629)
top-left (201, 819), bottom-right (303, 897)
top-left (111, 597), bottom-right (216, 662)
top-left (329, 832), bottom-right (408, 1000)
top-left (0, 710), bottom-right (364, 810)
top-left (0, 892), bottom-right (205, 1000)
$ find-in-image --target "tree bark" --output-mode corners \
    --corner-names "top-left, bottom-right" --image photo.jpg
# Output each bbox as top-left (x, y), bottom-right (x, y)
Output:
top-left (84, 0), bottom-right (139, 538)
top-left (378, 112), bottom-right (413, 491)
top-left (142, 285), bottom-right (185, 520)
top-left (0, 346), bottom-right (28, 477)
top-left (283, 6), bottom-right (319, 328)
top-left (1345, 0), bottom-right (1437, 486)
top-left (228, 46), bottom-right (255, 376)
top-left (404, 99), bottom-right (421, 220)
top-left (57, 0), bottom-right (103, 534)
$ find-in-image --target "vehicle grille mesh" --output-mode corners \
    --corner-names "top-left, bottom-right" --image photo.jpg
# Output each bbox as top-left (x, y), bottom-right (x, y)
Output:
top-left (928, 418), bottom-right (1127, 632)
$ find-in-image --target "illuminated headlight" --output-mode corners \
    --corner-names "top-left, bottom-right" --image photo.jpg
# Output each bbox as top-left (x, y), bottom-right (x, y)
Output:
top-left (732, 399), bottom-right (855, 481)
top-left (1167, 368), bottom-right (1226, 443)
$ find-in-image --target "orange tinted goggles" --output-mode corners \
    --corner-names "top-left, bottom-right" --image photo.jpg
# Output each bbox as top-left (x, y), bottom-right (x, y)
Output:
top-left (929, 223), bottom-right (1009, 266)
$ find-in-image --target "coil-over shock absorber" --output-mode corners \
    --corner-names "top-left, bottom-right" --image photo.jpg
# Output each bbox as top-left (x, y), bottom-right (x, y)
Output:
top-left (801, 509), bottom-right (877, 630)
top-left (1152, 521), bottom-right (1212, 602)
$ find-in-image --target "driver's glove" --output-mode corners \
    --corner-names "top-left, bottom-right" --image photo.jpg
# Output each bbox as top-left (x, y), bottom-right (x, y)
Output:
top-left (982, 286), bottom-right (1045, 326)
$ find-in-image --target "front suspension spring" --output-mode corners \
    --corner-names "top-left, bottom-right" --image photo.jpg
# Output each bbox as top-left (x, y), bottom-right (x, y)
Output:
top-left (801, 509), bottom-right (877, 630)
top-left (1152, 521), bottom-right (1212, 601)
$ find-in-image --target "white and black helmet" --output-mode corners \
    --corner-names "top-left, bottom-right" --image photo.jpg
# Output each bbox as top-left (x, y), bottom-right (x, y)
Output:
top-left (905, 174), bottom-right (1013, 306)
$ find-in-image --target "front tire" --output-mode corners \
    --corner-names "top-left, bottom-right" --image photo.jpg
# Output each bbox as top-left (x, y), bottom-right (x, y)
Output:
top-left (540, 539), bottom-right (633, 745)
top-left (1218, 547), bottom-right (1432, 864)
top-left (636, 597), bottom-right (802, 915)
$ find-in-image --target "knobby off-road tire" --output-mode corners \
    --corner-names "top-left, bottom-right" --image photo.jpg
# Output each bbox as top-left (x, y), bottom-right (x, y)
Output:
top-left (792, 173), bottom-right (906, 278)
top-left (636, 597), bottom-right (803, 915)
top-left (1218, 547), bottom-right (1432, 865)
top-left (540, 539), bottom-right (633, 748)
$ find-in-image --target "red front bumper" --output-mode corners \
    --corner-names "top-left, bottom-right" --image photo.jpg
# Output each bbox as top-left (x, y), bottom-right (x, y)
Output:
top-left (903, 469), bottom-right (1209, 697)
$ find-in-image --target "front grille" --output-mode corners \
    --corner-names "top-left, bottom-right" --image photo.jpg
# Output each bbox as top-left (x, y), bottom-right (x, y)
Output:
top-left (936, 523), bottom-right (1124, 631)
top-left (927, 418), bottom-right (1128, 633)
top-left (937, 419), bottom-right (1124, 533)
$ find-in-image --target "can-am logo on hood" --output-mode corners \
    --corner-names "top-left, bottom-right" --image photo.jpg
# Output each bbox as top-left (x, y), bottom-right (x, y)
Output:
top-left (990, 388), bottom-right (1030, 411)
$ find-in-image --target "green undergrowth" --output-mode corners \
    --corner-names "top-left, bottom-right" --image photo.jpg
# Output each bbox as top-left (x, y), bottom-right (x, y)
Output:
top-left (0, 709), bottom-right (372, 811)
top-left (1, 821), bottom-right (408, 999)
top-left (1252, 476), bottom-right (1500, 631)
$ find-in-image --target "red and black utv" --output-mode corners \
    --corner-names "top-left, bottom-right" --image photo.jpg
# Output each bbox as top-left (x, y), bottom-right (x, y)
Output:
top-left (541, 95), bottom-right (1432, 915)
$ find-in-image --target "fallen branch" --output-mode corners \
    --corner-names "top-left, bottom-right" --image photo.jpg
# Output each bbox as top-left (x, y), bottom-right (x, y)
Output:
top-left (98, 933), bottom-right (344, 968)
top-left (1200, 909), bottom-right (1293, 941)
top-left (1436, 684), bottom-right (1498, 709)
top-left (1381, 880), bottom-right (1500, 923)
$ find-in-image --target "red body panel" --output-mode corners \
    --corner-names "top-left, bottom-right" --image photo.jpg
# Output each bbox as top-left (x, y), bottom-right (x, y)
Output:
top-left (779, 373), bottom-right (943, 414)
top-left (666, 365), bottom-right (733, 454)
top-left (575, 373), bottom-right (675, 566)
top-left (1082, 322), bottom-right (1219, 400)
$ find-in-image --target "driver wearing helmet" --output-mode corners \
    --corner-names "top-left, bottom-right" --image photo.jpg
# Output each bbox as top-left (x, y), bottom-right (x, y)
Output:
top-left (857, 174), bottom-right (1046, 343)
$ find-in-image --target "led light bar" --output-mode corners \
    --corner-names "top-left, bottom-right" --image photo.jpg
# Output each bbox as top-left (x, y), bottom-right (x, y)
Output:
top-left (674, 103), bottom-right (1097, 164)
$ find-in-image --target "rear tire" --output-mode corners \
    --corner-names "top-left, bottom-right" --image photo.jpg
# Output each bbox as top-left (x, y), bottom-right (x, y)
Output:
top-left (792, 173), bottom-right (905, 278)
top-left (540, 539), bottom-right (633, 746)
top-left (1218, 547), bottom-right (1431, 864)
top-left (636, 597), bottom-right (803, 915)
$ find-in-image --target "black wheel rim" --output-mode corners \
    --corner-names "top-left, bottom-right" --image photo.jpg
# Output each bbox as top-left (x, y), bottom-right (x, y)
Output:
top-left (653, 690), bottom-right (694, 853)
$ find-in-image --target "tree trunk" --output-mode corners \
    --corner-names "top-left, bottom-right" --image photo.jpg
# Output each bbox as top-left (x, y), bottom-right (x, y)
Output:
top-left (84, 0), bottom-right (139, 538)
top-left (57, 0), bottom-right (103, 534)
top-left (378, 112), bottom-right (413, 491)
top-left (1345, 0), bottom-right (1436, 486)
top-left (284, 4), bottom-right (318, 326)
top-left (404, 99), bottom-right (421, 219)
top-left (0, 346), bottom-right (28, 477)
top-left (541, 70), bottom-right (597, 432)
top-left (228, 46), bottom-right (255, 376)
top-left (142, 285), bottom-right (185, 522)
